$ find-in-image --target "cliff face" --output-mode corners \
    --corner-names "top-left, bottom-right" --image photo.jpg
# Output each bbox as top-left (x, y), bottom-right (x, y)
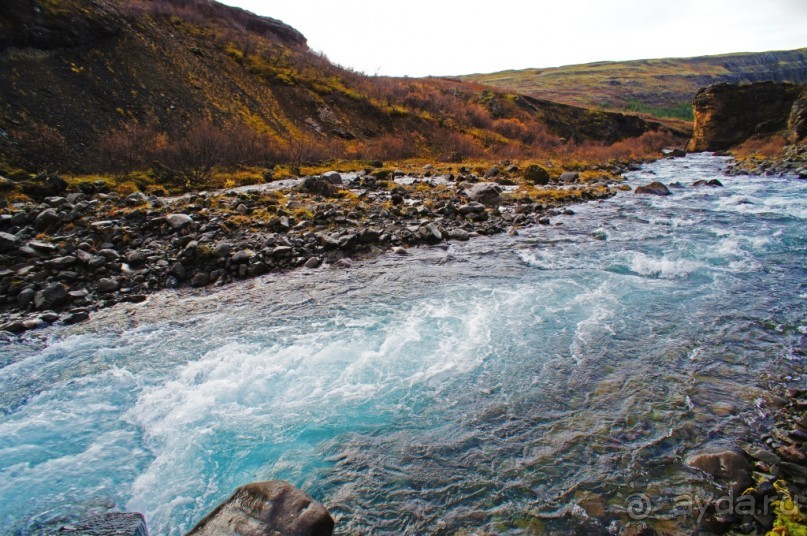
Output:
top-left (688, 82), bottom-right (807, 151)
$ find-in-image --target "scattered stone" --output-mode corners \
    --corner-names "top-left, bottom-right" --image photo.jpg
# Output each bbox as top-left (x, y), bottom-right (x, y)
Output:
top-left (692, 179), bottom-right (724, 187)
top-left (635, 182), bottom-right (672, 196)
top-left (322, 171), bottom-right (343, 185)
top-left (62, 311), bottom-right (90, 325)
top-left (393, 247), bottom-right (408, 255)
top-left (28, 240), bottom-right (57, 253)
top-left (0, 231), bottom-right (18, 252)
top-left (166, 213), bottom-right (193, 231)
top-left (126, 250), bottom-right (147, 268)
top-left (97, 278), bottom-right (120, 293)
top-left (187, 481), bottom-right (334, 536)
top-left (559, 171), bottom-right (579, 183)
top-left (125, 191), bottom-right (149, 205)
top-left (297, 177), bottom-right (340, 197)
top-left (33, 283), bottom-right (69, 310)
top-left (45, 256), bottom-right (76, 268)
top-left (191, 272), bottom-right (210, 287)
top-left (449, 229), bottom-right (470, 241)
top-left (304, 257), bottom-right (322, 269)
top-left (231, 249), bottom-right (255, 264)
top-left (213, 243), bottom-right (232, 258)
top-left (35, 208), bottom-right (60, 231)
top-left (465, 183), bottom-right (501, 206)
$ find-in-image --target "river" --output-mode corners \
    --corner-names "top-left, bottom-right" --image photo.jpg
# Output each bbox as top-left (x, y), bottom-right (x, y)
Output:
top-left (1, 153), bottom-right (805, 534)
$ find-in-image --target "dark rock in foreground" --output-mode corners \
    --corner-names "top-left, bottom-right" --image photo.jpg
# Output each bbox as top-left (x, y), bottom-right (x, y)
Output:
top-left (187, 480), bottom-right (334, 536)
top-left (634, 182), bottom-right (672, 196)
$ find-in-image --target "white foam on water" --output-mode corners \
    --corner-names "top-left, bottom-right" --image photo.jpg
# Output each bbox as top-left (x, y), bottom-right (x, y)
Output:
top-left (124, 290), bottom-right (508, 533)
top-left (628, 252), bottom-right (701, 279)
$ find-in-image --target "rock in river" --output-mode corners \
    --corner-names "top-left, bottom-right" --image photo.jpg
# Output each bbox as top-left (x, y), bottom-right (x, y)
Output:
top-left (685, 450), bottom-right (752, 495)
top-left (187, 480), bottom-right (334, 536)
top-left (635, 182), bottom-right (672, 196)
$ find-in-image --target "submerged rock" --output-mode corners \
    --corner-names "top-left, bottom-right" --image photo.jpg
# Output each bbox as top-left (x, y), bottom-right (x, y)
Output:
top-left (188, 480), bottom-right (334, 536)
top-left (60, 512), bottom-right (148, 535)
top-left (685, 450), bottom-right (751, 495)
top-left (634, 182), bottom-right (672, 196)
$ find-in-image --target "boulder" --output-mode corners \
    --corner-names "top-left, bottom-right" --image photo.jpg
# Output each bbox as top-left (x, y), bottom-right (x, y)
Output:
top-left (166, 213), bottom-right (193, 231)
top-left (213, 243), bottom-right (232, 258)
top-left (685, 450), bottom-right (752, 495)
top-left (297, 177), bottom-right (340, 197)
top-left (126, 250), bottom-right (147, 268)
top-left (231, 249), bottom-right (255, 264)
top-left (191, 272), bottom-right (210, 287)
top-left (483, 165), bottom-right (500, 179)
top-left (635, 182), bottom-right (672, 196)
top-left (35, 208), bottom-right (60, 231)
top-left (448, 229), bottom-right (470, 241)
top-left (321, 171), bottom-right (343, 185)
top-left (0, 231), bottom-right (18, 252)
top-left (558, 171), bottom-right (579, 184)
top-left (33, 283), bottom-right (68, 310)
top-left (97, 278), bottom-right (120, 293)
top-left (125, 191), bottom-right (149, 206)
top-left (188, 481), bottom-right (334, 536)
top-left (523, 164), bottom-right (550, 185)
top-left (692, 179), bottom-right (723, 187)
top-left (465, 183), bottom-right (501, 206)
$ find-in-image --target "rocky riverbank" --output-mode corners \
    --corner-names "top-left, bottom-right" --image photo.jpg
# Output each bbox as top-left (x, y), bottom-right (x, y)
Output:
top-left (0, 164), bottom-right (624, 336)
top-left (725, 143), bottom-right (807, 178)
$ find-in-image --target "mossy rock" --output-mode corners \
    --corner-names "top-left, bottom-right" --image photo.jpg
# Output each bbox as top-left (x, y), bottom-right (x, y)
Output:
top-left (524, 164), bottom-right (550, 185)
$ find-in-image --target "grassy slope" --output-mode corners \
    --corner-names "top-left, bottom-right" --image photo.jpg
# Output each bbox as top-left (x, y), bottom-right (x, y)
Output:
top-left (458, 49), bottom-right (807, 120)
top-left (0, 0), bottom-right (681, 174)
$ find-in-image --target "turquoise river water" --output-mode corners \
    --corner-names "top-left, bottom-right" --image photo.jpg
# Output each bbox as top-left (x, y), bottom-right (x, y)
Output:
top-left (1, 154), bottom-right (805, 534)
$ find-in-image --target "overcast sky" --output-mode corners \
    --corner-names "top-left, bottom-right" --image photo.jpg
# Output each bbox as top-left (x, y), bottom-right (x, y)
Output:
top-left (219, 0), bottom-right (807, 77)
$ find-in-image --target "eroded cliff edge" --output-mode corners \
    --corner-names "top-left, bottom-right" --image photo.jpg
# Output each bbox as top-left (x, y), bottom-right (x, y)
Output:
top-left (688, 81), bottom-right (807, 151)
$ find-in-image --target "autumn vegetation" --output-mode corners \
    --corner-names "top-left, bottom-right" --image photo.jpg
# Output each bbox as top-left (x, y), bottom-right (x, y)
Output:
top-left (0, 0), bottom-right (685, 194)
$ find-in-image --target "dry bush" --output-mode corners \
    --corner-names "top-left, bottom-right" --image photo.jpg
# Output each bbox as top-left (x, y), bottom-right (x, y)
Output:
top-left (432, 130), bottom-right (486, 162)
top-left (351, 133), bottom-right (420, 160)
top-left (556, 130), bottom-right (678, 162)
top-left (11, 124), bottom-right (70, 169)
top-left (732, 136), bottom-right (787, 159)
top-left (97, 119), bottom-right (276, 184)
top-left (97, 122), bottom-right (168, 172)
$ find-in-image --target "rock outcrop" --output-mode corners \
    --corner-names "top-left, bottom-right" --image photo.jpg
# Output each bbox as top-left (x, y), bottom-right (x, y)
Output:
top-left (688, 82), bottom-right (807, 151)
top-left (187, 480), bottom-right (334, 536)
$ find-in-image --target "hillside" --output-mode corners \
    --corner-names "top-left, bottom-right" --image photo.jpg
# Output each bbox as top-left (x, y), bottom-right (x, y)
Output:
top-left (0, 0), bottom-right (676, 177)
top-left (459, 49), bottom-right (807, 120)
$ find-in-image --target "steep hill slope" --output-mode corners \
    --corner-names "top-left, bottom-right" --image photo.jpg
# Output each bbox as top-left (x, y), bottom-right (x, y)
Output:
top-left (459, 49), bottom-right (807, 120)
top-left (0, 0), bottom-right (673, 174)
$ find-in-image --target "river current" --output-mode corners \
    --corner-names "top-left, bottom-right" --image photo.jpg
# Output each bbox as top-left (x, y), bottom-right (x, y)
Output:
top-left (1, 154), bottom-right (805, 534)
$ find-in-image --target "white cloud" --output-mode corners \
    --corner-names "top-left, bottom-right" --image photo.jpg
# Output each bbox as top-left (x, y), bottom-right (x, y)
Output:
top-left (219, 0), bottom-right (807, 76)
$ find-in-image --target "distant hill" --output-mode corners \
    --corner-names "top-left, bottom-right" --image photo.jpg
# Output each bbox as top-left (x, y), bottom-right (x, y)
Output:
top-left (0, 0), bottom-right (673, 174)
top-left (459, 49), bottom-right (807, 120)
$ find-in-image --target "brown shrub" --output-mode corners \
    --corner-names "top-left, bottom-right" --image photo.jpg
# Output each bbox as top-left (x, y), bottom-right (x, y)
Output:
top-left (732, 136), bottom-right (788, 159)
top-left (11, 124), bottom-right (70, 169)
